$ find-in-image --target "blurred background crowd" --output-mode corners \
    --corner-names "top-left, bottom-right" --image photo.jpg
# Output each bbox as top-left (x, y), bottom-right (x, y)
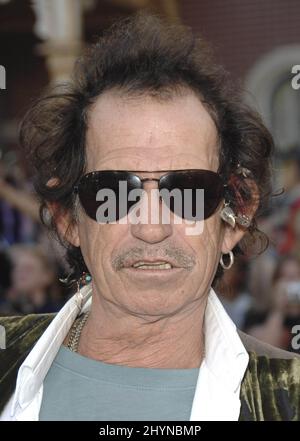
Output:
top-left (0, 0), bottom-right (300, 353)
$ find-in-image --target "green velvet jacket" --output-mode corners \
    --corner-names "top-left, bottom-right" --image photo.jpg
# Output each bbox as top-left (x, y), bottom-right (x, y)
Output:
top-left (0, 313), bottom-right (300, 421)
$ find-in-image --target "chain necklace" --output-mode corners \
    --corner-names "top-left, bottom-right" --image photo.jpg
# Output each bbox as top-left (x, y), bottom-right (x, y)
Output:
top-left (66, 312), bottom-right (89, 352)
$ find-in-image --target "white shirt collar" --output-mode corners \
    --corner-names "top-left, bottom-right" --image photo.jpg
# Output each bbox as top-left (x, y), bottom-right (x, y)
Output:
top-left (189, 291), bottom-right (249, 420)
top-left (4, 286), bottom-right (249, 421)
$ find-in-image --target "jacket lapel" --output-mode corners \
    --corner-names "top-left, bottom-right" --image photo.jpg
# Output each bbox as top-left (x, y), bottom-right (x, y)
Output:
top-left (0, 314), bottom-right (54, 414)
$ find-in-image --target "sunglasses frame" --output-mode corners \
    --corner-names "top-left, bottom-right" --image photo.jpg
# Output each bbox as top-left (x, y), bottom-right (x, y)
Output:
top-left (73, 169), bottom-right (227, 222)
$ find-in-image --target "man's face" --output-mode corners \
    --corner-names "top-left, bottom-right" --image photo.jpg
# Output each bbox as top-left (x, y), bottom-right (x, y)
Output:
top-left (10, 250), bottom-right (52, 294)
top-left (71, 89), bottom-right (231, 317)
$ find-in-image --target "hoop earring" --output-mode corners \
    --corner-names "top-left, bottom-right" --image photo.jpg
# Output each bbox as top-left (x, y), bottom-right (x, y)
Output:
top-left (220, 251), bottom-right (234, 270)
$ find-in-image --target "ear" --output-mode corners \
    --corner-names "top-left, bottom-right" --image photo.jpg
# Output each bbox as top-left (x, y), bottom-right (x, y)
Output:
top-left (46, 177), bottom-right (80, 248)
top-left (221, 223), bottom-right (245, 254)
top-left (47, 202), bottom-right (80, 247)
top-left (221, 178), bottom-right (259, 254)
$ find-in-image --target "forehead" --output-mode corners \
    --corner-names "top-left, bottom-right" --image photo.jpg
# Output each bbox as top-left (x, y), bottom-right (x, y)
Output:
top-left (12, 251), bottom-right (40, 266)
top-left (85, 89), bottom-right (219, 172)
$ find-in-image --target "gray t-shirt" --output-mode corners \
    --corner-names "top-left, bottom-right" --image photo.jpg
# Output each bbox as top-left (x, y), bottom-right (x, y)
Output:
top-left (39, 346), bottom-right (199, 421)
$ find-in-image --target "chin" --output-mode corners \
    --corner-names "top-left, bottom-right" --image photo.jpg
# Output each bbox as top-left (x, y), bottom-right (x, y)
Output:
top-left (123, 292), bottom-right (187, 317)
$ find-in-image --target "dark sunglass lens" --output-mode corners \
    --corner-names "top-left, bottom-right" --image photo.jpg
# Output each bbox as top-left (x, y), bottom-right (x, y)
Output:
top-left (120, 174), bottom-right (142, 219)
top-left (159, 170), bottom-right (224, 221)
top-left (77, 171), bottom-right (142, 222)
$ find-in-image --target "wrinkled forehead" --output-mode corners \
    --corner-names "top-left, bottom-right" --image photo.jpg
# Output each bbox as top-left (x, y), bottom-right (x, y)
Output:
top-left (85, 89), bottom-right (220, 173)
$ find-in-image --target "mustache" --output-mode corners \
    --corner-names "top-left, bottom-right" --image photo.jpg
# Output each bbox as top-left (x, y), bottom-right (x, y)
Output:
top-left (112, 245), bottom-right (196, 270)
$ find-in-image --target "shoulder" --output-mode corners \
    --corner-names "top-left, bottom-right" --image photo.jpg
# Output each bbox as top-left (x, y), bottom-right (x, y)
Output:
top-left (0, 313), bottom-right (55, 414)
top-left (238, 330), bottom-right (300, 360)
top-left (238, 331), bottom-right (300, 421)
top-left (0, 313), bottom-right (55, 348)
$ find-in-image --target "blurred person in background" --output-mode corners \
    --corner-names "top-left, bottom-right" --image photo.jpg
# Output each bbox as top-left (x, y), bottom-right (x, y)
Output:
top-left (0, 250), bottom-right (12, 314)
top-left (0, 244), bottom-right (65, 315)
top-left (245, 255), bottom-right (300, 353)
top-left (0, 158), bottom-right (40, 246)
top-left (277, 147), bottom-right (300, 260)
top-left (0, 156), bottom-right (72, 282)
top-left (247, 146), bottom-right (300, 312)
top-left (255, 146), bottom-right (300, 261)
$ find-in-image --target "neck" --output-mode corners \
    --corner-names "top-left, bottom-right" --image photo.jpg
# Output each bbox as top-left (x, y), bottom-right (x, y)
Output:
top-left (76, 292), bottom-right (207, 369)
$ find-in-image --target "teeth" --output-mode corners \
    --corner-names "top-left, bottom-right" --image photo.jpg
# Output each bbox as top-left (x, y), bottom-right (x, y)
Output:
top-left (132, 261), bottom-right (172, 270)
top-left (137, 264), bottom-right (172, 270)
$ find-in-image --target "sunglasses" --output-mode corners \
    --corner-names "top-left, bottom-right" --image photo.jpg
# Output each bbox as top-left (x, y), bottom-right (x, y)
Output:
top-left (73, 169), bottom-right (225, 223)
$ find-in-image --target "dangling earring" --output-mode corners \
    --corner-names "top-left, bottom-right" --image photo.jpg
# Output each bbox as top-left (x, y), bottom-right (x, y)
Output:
top-left (220, 202), bottom-right (251, 229)
top-left (75, 271), bottom-right (92, 310)
top-left (76, 271), bottom-right (92, 292)
top-left (236, 213), bottom-right (251, 228)
top-left (220, 251), bottom-right (234, 270)
top-left (220, 202), bottom-right (236, 228)
top-left (236, 163), bottom-right (252, 178)
top-left (82, 272), bottom-right (92, 285)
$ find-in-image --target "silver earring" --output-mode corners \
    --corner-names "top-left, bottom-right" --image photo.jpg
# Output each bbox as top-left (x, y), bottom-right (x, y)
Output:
top-left (220, 203), bottom-right (236, 228)
top-left (220, 203), bottom-right (251, 229)
top-left (236, 163), bottom-right (252, 178)
top-left (236, 213), bottom-right (251, 228)
top-left (75, 272), bottom-right (92, 310)
top-left (220, 251), bottom-right (234, 270)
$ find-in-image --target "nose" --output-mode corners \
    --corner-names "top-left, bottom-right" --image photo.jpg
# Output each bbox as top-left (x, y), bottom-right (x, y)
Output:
top-left (129, 180), bottom-right (172, 244)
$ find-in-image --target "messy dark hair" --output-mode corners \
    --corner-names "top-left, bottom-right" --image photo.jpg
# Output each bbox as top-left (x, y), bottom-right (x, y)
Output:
top-left (20, 12), bottom-right (274, 284)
